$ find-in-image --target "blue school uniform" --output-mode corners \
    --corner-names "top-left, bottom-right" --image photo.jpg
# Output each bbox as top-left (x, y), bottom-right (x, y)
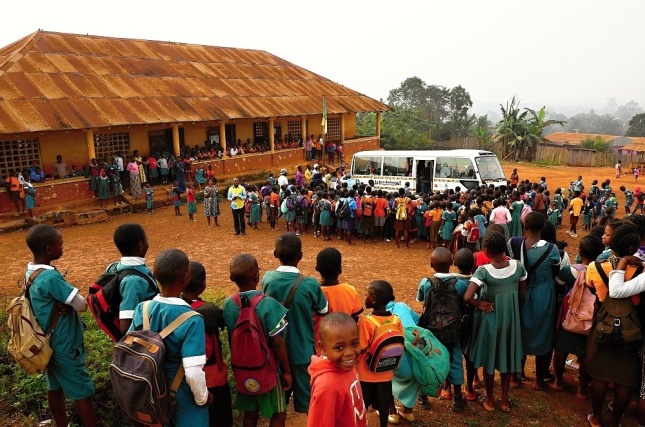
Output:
top-left (27, 263), bottom-right (95, 400)
top-left (115, 260), bottom-right (157, 321)
top-left (130, 296), bottom-right (208, 427)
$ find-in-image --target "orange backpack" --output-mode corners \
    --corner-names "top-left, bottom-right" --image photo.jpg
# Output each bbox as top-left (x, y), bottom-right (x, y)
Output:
top-left (365, 315), bottom-right (405, 373)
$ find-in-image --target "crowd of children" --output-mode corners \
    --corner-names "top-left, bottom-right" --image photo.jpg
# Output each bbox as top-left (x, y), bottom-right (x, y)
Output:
top-left (20, 163), bottom-right (645, 427)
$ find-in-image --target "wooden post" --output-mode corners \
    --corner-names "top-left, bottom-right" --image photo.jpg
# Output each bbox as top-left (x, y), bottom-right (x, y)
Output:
top-left (269, 118), bottom-right (275, 153)
top-left (376, 111), bottom-right (382, 138)
top-left (219, 121), bottom-right (227, 158)
top-left (301, 116), bottom-right (307, 142)
top-left (171, 124), bottom-right (180, 156)
top-left (85, 130), bottom-right (95, 161)
top-left (340, 113), bottom-right (345, 143)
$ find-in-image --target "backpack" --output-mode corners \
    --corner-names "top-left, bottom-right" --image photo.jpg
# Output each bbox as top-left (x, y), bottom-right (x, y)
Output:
top-left (354, 197), bottom-right (363, 219)
top-left (6, 269), bottom-right (59, 374)
top-left (395, 198), bottom-right (408, 221)
top-left (336, 198), bottom-right (350, 220)
top-left (560, 265), bottom-right (596, 335)
top-left (286, 196), bottom-right (295, 212)
top-left (520, 204), bottom-right (532, 224)
top-left (402, 326), bottom-right (450, 397)
top-left (87, 263), bottom-right (158, 342)
top-left (295, 196), bottom-right (305, 218)
top-left (418, 277), bottom-right (462, 348)
top-left (191, 300), bottom-right (227, 387)
top-left (639, 192), bottom-right (645, 202)
top-left (280, 198), bottom-right (288, 214)
top-left (466, 222), bottom-right (480, 243)
top-left (362, 198), bottom-right (373, 217)
top-left (594, 260), bottom-right (643, 350)
top-left (230, 293), bottom-right (278, 394)
top-left (364, 315), bottom-right (405, 373)
top-left (109, 301), bottom-right (199, 425)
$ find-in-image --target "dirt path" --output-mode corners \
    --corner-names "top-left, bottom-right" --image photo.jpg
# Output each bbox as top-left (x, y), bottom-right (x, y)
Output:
top-left (0, 162), bottom-right (640, 426)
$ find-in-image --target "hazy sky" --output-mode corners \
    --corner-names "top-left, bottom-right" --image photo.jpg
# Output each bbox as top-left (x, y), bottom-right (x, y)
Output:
top-left (3, 0), bottom-right (644, 116)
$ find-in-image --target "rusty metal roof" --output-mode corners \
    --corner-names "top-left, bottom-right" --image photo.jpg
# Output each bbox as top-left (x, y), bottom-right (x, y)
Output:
top-left (0, 31), bottom-right (390, 134)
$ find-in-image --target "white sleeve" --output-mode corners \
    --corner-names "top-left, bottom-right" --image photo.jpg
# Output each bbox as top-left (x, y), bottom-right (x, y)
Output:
top-left (69, 291), bottom-right (88, 312)
top-left (608, 270), bottom-right (645, 298)
top-left (184, 364), bottom-right (208, 406)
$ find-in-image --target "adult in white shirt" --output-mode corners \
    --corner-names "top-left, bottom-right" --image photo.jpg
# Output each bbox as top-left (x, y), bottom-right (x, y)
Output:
top-left (277, 168), bottom-right (289, 187)
top-left (115, 151), bottom-right (126, 190)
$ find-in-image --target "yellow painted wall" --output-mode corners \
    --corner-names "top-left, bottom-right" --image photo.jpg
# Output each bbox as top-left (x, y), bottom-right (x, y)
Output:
top-left (38, 130), bottom-right (88, 176)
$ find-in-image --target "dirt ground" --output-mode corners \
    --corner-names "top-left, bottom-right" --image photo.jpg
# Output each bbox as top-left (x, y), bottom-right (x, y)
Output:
top-left (0, 162), bottom-right (641, 426)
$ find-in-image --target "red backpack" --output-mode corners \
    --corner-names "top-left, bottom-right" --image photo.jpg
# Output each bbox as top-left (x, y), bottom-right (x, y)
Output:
top-left (354, 196), bottom-right (363, 219)
top-left (230, 293), bottom-right (278, 394)
top-left (190, 300), bottom-right (227, 387)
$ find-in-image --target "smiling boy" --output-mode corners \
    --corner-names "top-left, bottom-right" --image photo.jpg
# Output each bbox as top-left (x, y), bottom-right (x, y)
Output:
top-left (308, 312), bottom-right (366, 427)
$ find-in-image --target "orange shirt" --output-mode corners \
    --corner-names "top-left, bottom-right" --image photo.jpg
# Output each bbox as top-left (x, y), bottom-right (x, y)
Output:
top-left (314, 283), bottom-right (364, 351)
top-left (270, 192), bottom-right (279, 207)
top-left (431, 208), bottom-right (444, 222)
top-left (586, 260), bottom-right (640, 304)
top-left (356, 313), bottom-right (404, 382)
top-left (373, 197), bottom-right (388, 217)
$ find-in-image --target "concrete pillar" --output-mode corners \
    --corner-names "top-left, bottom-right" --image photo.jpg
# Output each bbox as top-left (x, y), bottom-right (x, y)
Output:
top-left (85, 130), bottom-right (95, 161)
top-left (376, 111), bottom-right (381, 138)
top-left (340, 113), bottom-right (345, 143)
top-left (171, 124), bottom-right (180, 156)
top-left (219, 121), bottom-right (227, 159)
top-left (269, 119), bottom-right (275, 153)
top-left (301, 116), bottom-right (307, 142)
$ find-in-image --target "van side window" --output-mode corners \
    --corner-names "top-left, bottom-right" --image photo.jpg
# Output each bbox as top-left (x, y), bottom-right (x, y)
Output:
top-left (436, 157), bottom-right (476, 179)
top-left (383, 157), bottom-right (409, 176)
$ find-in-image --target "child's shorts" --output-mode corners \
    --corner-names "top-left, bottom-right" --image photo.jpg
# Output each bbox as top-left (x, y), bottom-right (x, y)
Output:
top-left (236, 373), bottom-right (285, 419)
top-left (360, 380), bottom-right (392, 413)
top-left (46, 349), bottom-right (95, 400)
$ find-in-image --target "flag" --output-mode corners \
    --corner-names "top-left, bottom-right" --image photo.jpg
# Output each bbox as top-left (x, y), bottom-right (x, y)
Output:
top-left (321, 96), bottom-right (327, 135)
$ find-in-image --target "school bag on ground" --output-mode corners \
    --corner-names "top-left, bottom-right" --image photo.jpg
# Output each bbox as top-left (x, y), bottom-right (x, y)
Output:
top-left (365, 315), bottom-right (405, 373)
top-left (109, 301), bottom-right (199, 425)
top-left (87, 262), bottom-right (158, 342)
top-left (336, 198), bottom-right (350, 220)
top-left (418, 277), bottom-right (462, 348)
top-left (395, 198), bottom-right (408, 221)
top-left (560, 265), bottom-right (596, 335)
top-left (230, 293), bottom-right (278, 394)
top-left (6, 269), bottom-right (59, 374)
top-left (593, 260), bottom-right (643, 350)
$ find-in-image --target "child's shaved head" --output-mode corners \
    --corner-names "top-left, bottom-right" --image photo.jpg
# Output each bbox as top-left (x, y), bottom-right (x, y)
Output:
top-left (230, 253), bottom-right (259, 286)
top-left (454, 248), bottom-right (474, 274)
top-left (26, 224), bottom-right (60, 255)
top-left (154, 249), bottom-right (189, 287)
top-left (319, 312), bottom-right (357, 343)
top-left (274, 233), bottom-right (302, 265)
top-left (430, 247), bottom-right (452, 273)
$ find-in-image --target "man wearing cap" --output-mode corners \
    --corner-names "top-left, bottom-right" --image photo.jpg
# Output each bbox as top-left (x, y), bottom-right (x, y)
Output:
top-left (278, 168), bottom-right (289, 187)
top-left (227, 177), bottom-right (247, 235)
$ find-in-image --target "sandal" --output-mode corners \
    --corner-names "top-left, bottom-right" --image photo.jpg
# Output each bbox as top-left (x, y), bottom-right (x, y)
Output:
top-left (498, 398), bottom-right (513, 413)
top-left (464, 390), bottom-right (479, 402)
top-left (440, 389), bottom-right (452, 400)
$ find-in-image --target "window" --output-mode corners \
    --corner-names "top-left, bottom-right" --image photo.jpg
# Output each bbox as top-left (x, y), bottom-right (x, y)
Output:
top-left (253, 122), bottom-right (268, 145)
top-left (383, 156), bottom-right (412, 177)
top-left (0, 138), bottom-right (40, 178)
top-left (352, 155), bottom-right (383, 175)
top-left (475, 156), bottom-right (505, 180)
top-left (95, 132), bottom-right (130, 161)
top-left (206, 126), bottom-right (221, 147)
top-left (435, 156), bottom-right (476, 179)
top-left (287, 120), bottom-right (302, 142)
top-left (327, 117), bottom-right (341, 142)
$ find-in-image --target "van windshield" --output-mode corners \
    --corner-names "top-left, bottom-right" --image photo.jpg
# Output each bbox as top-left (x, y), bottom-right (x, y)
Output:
top-left (475, 156), bottom-right (505, 180)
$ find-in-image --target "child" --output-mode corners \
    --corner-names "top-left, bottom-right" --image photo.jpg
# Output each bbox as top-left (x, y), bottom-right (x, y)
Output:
top-left (261, 233), bottom-right (328, 413)
top-left (547, 200), bottom-right (560, 230)
top-left (144, 182), bottom-right (154, 214)
top-left (357, 280), bottom-right (404, 427)
top-left (203, 178), bottom-right (220, 227)
top-left (182, 261), bottom-right (232, 427)
top-left (318, 191), bottom-right (333, 240)
top-left (621, 185), bottom-right (633, 216)
top-left (25, 225), bottom-right (99, 427)
top-left (129, 249), bottom-right (212, 425)
top-left (551, 235), bottom-right (605, 400)
top-left (23, 177), bottom-right (36, 219)
top-left (597, 219), bottom-right (623, 261)
top-left (582, 198), bottom-right (593, 231)
top-left (223, 253), bottom-right (291, 427)
top-left (110, 223), bottom-right (158, 336)
top-left (158, 155), bottom-right (169, 184)
top-left (186, 183), bottom-right (197, 221)
top-left (171, 181), bottom-right (182, 216)
top-left (308, 312), bottom-right (367, 427)
top-left (248, 185), bottom-right (261, 230)
top-left (269, 186), bottom-right (280, 230)
top-left (464, 231), bottom-right (526, 413)
top-left (439, 202), bottom-right (456, 247)
top-left (112, 168), bottom-right (125, 205)
top-left (418, 247), bottom-right (471, 412)
top-left (567, 190), bottom-right (583, 238)
top-left (426, 202), bottom-right (443, 250)
top-left (314, 248), bottom-right (363, 350)
top-left (97, 168), bottom-right (109, 207)
top-left (70, 165), bottom-right (79, 177)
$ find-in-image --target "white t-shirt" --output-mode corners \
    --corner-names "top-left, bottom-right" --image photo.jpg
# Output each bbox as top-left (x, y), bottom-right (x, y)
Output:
top-left (277, 175), bottom-right (289, 187)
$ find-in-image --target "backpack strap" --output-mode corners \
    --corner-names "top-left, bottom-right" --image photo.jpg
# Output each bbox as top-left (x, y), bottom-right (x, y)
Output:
top-left (26, 268), bottom-right (60, 333)
top-left (595, 261), bottom-right (610, 288)
top-left (118, 268), bottom-right (157, 294)
top-left (526, 243), bottom-right (554, 276)
top-left (283, 274), bottom-right (304, 308)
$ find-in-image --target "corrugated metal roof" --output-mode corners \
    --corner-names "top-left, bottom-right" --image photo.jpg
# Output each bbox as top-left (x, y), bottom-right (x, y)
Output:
top-left (544, 132), bottom-right (618, 145)
top-left (0, 31), bottom-right (389, 134)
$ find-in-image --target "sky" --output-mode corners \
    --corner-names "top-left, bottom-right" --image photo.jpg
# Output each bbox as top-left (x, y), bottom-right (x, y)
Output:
top-left (3, 0), bottom-right (645, 117)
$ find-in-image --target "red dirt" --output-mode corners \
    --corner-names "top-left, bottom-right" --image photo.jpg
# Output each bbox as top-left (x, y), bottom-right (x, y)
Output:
top-left (0, 162), bottom-right (640, 426)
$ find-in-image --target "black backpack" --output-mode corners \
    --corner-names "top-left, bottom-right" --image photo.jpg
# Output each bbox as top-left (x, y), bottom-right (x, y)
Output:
top-left (295, 196), bottom-right (305, 218)
top-left (336, 199), bottom-right (350, 220)
top-left (419, 277), bottom-right (462, 348)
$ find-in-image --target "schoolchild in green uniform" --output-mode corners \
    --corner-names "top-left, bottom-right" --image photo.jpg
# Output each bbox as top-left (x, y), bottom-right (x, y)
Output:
top-left (223, 253), bottom-right (292, 426)
top-left (25, 225), bottom-right (98, 427)
top-left (261, 233), bottom-right (329, 413)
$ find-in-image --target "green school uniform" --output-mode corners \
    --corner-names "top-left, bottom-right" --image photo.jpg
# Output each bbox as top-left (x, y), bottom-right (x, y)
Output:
top-left (129, 296), bottom-right (207, 427)
top-left (116, 261), bottom-right (158, 320)
top-left (27, 264), bottom-right (95, 400)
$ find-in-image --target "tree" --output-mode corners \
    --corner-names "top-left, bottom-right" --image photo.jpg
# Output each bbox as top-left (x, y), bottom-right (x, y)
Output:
top-left (615, 100), bottom-right (643, 123)
top-left (580, 136), bottom-right (610, 152)
top-left (445, 85), bottom-right (474, 137)
top-left (626, 113), bottom-right (645, 137)
top-left (471, 115), bottom-right (492, 149)
top-left (493, 97), bottom-right (565, 161)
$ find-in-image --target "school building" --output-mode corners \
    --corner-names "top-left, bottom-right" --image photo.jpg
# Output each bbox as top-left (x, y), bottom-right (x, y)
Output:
top-left (0, 31), bottom-right (388, 212)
